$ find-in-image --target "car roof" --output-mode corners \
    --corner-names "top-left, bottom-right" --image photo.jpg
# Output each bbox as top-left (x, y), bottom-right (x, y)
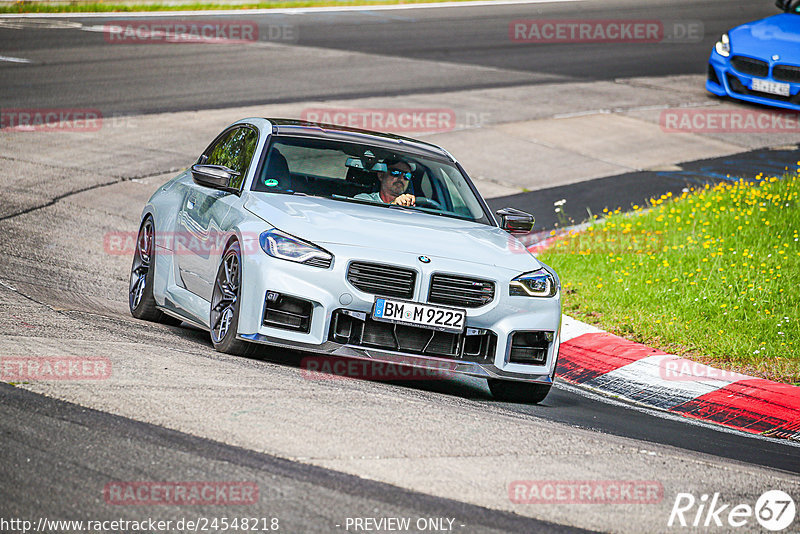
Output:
top-left (264, 118), bottom-right (454, 161)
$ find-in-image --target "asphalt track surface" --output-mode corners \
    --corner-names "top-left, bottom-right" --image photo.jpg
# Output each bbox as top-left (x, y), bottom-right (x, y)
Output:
top-left (2, 0), bottom-right (800, 532)
top-left (0, 0), bottom-right (777, 114)
top-left (488, 147), bottom-right (800, 231)
top-left (0, 384), bottom-right (585, 533)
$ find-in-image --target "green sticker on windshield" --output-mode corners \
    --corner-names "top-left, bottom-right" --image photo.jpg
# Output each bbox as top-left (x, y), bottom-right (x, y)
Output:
top-left (264, 179), bottom-right (279, 187)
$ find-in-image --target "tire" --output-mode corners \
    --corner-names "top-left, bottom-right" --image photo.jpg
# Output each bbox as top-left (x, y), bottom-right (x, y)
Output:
top-left (487, 379), bottom-right (551, 404)
top-left (210, 241), bottom-right (258, 356)
top-left (129, 217), bottom-right (181, 325)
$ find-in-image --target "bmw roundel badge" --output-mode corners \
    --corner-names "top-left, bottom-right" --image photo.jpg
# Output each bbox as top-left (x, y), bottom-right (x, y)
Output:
top-left (418, 256), bottom-right (431, 263)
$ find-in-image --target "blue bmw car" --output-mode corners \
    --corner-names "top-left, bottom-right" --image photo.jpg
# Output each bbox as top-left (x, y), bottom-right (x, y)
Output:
top-left (707, 0), bottom-right (800, 110)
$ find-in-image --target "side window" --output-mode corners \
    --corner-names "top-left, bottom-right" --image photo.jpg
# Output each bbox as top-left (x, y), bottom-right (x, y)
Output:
top-left (203, 127), bottom-right (258, 190)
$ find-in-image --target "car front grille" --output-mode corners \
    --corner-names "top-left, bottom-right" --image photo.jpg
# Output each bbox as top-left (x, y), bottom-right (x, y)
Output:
top-left (346, 261), bottom-right (416, 299)
top-left (730, 55), bottom-right (769, 78)
top-left (773, 64), bottom-right (800, 84)
top-left (329, 310), bottom-right (496, 362)
top-left (428, 273), bottom-right (495, 308)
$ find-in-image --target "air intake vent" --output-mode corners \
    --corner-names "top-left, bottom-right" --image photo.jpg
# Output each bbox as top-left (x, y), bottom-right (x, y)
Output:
top-left (303, 256), bottom-right (332, 268)
top-left (329, 309), bottom-right (496, 362)
top-left (707, 64), bottom-right (721, 86)
top-left (509, 331), bottom-right (552, 365)
top-left (428, 273), bottom-right (494, 308)
top-left (263, 292), bottom-right (313, 333)
top-left (347, 262), bottom-right (416, 299)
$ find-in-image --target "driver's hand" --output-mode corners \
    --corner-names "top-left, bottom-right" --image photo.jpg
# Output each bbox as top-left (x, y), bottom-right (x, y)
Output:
top-left (393, 194), bottom-right (415, 206)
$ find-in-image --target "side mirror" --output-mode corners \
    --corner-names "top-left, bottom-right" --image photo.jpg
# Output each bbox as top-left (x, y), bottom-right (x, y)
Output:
top-left (496, 207), bottom-right (535, 234)
top-left (191, 164), bottom-right (240, 193)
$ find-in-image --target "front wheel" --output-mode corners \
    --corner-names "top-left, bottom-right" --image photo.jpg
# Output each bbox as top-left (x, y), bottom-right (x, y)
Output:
top-left (210, 241), bottom-right (258, 356)
top-left (129, 217), bottom-right (180, 325)
top-left (487, 379), bottom-right (551, 404)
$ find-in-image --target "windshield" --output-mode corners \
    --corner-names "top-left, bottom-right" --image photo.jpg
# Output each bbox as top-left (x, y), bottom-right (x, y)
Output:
top-left (251, 136), bottom-right (491, 225)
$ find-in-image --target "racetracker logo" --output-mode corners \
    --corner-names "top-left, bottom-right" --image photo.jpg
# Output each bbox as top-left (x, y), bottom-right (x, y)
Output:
top-left (104, 481), bottom-right (259, 505)
top-left (103, 231), bottom-right (262, 256)
top-left (1, 357), bottom-right (112, 381)
top-left (658, 357), bottom-right (751, 382)
top-left (1, 108), bottom-right (102, 132)
top-left (509, 480), bottom-right (663, 504)
top-left (300, 108), bottom-right (456, 133)
top-left (103, 20), bottom-right (262, 44)
top-left (300, 356), bottom-right (457, 381)
top-left (660, 109), bottom-right (800, 133)
top-left (509, 20), bottom-right (703, 43)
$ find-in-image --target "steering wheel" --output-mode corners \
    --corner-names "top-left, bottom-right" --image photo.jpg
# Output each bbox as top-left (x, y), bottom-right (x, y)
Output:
top-left (414, 197), bottom-right (443, 210)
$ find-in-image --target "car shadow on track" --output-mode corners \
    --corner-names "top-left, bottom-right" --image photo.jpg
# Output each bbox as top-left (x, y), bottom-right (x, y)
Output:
top-left (167, 321), bottom-right (511, 403)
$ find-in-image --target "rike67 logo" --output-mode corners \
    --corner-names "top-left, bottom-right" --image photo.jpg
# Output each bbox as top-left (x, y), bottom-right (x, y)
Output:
top-left (668, 490), bottom-right (796, 531)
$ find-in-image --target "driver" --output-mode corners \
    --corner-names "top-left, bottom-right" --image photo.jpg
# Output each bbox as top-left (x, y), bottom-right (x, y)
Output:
top-left (355, 159), bottom-right (415, 206)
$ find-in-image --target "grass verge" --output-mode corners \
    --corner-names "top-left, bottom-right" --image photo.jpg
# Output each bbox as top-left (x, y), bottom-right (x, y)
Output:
top-left (0, 0), bottom-right (478, 14)
top-left (540, 172), bottom-right (800, 385)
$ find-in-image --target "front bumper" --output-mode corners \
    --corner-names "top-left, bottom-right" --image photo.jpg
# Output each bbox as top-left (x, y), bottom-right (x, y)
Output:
top-left (238, 331), bottom-right (558, 384)
top-left (707, 50), bottom-right (800, 111)
top-left (235, 239), bottom-right (561, 383)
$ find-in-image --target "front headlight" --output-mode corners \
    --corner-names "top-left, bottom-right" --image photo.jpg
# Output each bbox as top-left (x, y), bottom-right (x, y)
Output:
top-left (715, 33), bottom-right (730, 57)
top-left (259, 229), bottom-right (333, 267)
top-left (510, 270), bottom-right (558, 297)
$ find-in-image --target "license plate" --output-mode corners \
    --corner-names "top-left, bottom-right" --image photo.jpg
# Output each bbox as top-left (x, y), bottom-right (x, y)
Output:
top-left (751, 78), bottom-right (791, 97)
top-left (373, 298), bottom-right (466, 333)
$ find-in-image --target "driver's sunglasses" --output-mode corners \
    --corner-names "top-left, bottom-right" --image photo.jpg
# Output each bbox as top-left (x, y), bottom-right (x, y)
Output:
top-left (388, 169), bottom-right (412, 180)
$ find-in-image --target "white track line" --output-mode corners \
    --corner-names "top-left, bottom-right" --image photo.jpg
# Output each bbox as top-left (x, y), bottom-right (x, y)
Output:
top-left (0, 0), bottom-right (581, 18)
top-left (0, 55), bottom-right (31, 63)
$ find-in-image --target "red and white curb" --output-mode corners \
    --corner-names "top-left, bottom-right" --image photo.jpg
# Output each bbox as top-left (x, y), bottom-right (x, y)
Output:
top-left (557, 316), bottom-right (800, 441)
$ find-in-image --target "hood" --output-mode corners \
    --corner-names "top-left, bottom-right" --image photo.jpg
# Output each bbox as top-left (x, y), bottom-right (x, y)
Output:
top-left (243, 192), bottom-right (541, 273)
top-left (729, 14), bottom-right (800, 64)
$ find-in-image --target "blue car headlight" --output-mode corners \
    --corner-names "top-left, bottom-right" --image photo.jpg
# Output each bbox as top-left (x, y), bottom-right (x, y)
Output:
top-left (259, 229), bottom-right (333, 267)
top-left (715, 33), bottom-right (730, 57)
top-left (510, 270), bottom-right (558, 297)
